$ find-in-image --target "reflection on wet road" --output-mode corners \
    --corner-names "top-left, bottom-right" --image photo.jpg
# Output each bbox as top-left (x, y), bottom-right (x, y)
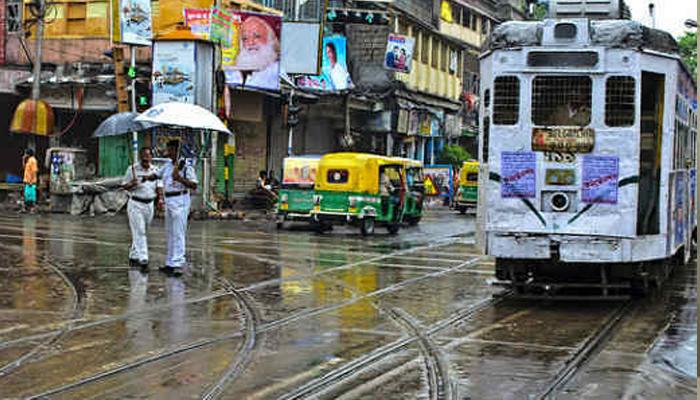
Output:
top-left (0, 210), bottom-right (695, 399)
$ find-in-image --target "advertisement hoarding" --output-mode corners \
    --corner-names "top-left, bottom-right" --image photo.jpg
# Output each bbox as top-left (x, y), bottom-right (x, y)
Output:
top-left (119, 0), bottom-right (152, 45)
top-left (281, 22), bottom-right (321, 75)
top-left (223, 11), bottom-right (282, 91)
top-left (295, 36), bottom-right (353, 92)
top-left (384, 33), bottom-right (415, 73)
top-left (152, 41), bottom-right (196, 105)
top-left (184, 8), bottom-right (211, 40)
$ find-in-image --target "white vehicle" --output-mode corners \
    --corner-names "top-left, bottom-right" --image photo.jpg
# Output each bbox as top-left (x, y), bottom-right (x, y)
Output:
top-left (478, 17), bottom-right (697, 297)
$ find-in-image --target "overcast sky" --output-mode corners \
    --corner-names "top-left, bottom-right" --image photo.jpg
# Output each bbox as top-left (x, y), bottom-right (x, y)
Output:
top-left (625, 0), bottom-right (697, 38)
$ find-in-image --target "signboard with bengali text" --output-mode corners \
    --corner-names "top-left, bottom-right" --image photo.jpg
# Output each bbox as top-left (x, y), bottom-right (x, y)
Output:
top-left (532, 127), bottom-right (595, 153)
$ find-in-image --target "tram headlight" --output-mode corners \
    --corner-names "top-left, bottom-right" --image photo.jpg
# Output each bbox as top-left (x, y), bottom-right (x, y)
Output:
top-left (541, 191), bottom-right (576, 213)
top-left (550, 192), bottom-right (570, 212)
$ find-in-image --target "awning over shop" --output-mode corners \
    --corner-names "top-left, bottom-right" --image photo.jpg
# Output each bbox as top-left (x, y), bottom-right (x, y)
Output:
top-left (10, 99), bottom-right (55, 136)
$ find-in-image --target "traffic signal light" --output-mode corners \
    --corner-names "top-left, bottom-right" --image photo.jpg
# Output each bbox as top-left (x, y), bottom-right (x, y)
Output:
top-left (287, 104), bottom-right (301, 128)
top-left (134, 72), bottom-right (151, 112)
top-left (325, 7), bottom-right (389, 25)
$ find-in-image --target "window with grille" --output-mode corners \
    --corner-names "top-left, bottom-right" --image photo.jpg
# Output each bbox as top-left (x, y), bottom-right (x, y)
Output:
top-left (532, 76), bottom-right (592, 126)
top-left (483, 88), bottom-right (490, 108)
top-left (481, 16), bottom-right (489, 34)
top-left (6, 0), bottom-right (22, 32)
top-left (605, 76), bottom-right (635, 127)
top-left (461, 8), bottom-right (470, 28)
top-left (493, 76), bottom-right (519, 125)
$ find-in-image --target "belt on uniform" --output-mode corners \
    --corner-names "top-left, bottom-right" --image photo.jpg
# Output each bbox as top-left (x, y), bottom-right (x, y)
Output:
top-left (131, 196), bottom-right (155, 204)
top-left (165, 190), bottom-right (188, 198)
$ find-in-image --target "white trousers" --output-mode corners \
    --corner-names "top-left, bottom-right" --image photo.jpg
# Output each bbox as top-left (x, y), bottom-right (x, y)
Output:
top-left (127, 199), bottom-right (154, 263)
top-left (165, 194), bottom-right (191, 268)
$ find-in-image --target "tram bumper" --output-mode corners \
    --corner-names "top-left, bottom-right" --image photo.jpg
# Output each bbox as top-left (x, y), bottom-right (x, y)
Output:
top-left (489, 234), bottom-right (626, 262)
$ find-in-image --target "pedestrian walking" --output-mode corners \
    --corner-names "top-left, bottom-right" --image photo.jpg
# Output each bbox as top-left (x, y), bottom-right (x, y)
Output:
top-left (22, 149), bottom-right (38, 214)
top-left (122, 147), bottom-right (163, 270)
top-left (147, 140), bottom-right (197, 276)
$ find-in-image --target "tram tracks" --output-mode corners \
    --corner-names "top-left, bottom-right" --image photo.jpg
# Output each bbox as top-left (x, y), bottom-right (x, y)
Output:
top-left (535, 300), bottom-right (635, 399)
top-left (21, 247), bottom-right (486, 398)
top-left (0, 255), bottom-right (85, 378)
top-left (201, 278), bottom-right (263, 400)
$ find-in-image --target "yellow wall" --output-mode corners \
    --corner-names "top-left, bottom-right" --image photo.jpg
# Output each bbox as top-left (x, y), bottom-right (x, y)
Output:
top-left (394, 21), bottom-right (462, 102)
top-left (438, 0), bottom-right (492, 49)
top-left (27, 0), bottom-right (110, 38)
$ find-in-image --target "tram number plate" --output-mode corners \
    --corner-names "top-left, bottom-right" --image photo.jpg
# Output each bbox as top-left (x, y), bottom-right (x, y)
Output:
top-left (544, 151), bottom-right (576, 163)
top-left (532, 127), bottom-right (595, 153)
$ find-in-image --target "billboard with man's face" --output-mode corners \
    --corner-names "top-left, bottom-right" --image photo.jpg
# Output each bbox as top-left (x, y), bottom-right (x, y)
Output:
top-left (295, 36), bottom-right (353, 92)
top-left (223, 11), bottom-right (282, 91)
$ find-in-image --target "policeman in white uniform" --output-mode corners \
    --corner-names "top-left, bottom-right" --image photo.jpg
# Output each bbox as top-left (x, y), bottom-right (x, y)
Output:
top-left (122, 147), bottom-right (163, 269)
top-left (150, 141), bottom-right (197, 275)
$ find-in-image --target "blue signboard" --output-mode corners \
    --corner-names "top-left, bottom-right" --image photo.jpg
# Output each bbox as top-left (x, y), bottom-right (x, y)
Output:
top-left (500, 152), bottom-right (536, 199)
top-left (582, 156), bottom-right (619, 204)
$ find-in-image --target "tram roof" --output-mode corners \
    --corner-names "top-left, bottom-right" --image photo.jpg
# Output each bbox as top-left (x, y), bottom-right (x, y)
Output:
top-left (484, 19), bottom-right (678, 56)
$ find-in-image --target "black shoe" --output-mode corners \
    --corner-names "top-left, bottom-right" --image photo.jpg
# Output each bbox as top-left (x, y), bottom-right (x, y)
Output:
top-left (171, 268), bottom-right (183, 277)
top-left (139, 262), bottom-right (149, 272)
top-left (159, 265), bottom-right (174, 274)
top-left (129, 259), bottom-right (140, 267)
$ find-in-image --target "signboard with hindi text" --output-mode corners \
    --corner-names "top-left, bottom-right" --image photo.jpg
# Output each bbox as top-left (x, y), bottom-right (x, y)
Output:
top-left (532, 127), bottom-right (595, 153)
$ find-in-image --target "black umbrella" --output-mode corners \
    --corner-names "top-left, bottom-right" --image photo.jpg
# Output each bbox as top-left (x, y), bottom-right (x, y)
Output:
top-left (92, 112), bottom-right (157, 137)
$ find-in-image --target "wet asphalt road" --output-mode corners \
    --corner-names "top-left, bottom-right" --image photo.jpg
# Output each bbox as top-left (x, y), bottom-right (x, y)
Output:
top-left (0, 208), bottom-right (695, 399)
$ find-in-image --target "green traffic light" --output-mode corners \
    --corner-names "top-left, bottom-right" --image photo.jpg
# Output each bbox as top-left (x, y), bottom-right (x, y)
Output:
top-left (327, 9), bottom-right (337, 21)
top-left (138, 96), bottom-right (148, 106)
top-left (365, 13), bottom-right (373, 23)
top-left (128, 66), bottom-right (136, 78)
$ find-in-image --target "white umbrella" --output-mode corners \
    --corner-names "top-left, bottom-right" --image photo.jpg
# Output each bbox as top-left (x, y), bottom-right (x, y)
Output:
top-left (135, 102), bottom-right (232, 134)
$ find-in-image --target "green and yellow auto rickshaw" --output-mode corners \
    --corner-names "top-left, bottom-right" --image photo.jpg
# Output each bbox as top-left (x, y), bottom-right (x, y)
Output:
top-left (392, 157), bottom-right (425, 225)
top-left (311, 153), bottom-right (406, 236)
top-left (276, 155), bottom-right (321, 228)
top-left (455, 160), bottom-right (478, 214)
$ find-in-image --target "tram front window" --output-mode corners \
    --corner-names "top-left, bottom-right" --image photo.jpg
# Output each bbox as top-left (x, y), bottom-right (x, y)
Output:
top-left (532, 76), bottom-right (592, 126)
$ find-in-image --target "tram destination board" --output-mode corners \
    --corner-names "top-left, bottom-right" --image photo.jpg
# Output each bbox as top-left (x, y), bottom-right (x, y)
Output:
top-left (532, 127), bottom-right (595, 153)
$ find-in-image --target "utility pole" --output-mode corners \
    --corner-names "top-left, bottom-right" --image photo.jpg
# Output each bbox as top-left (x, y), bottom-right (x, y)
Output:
top-left (29, 0), bottom-right (46, 151)
top-left (130, 46), bottom-right (138, 164)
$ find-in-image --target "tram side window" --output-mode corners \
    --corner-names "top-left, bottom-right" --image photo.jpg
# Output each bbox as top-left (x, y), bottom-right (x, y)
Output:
top-left (493, 76), bottom-right (519, 125)
top-left (532, 76), bottom-right (592, 126)
top-left (605, 76), bottom-right (636, 127)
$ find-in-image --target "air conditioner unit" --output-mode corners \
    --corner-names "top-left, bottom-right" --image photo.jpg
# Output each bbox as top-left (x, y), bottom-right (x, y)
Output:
top-left (549, 0), bottom-right (623, 19)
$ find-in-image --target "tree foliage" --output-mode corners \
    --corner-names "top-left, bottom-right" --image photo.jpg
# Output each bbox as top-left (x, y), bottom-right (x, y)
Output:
top-left (678, 31), bottom-right (697, 78)
top-left (437, 145), bottom-right (473, 169)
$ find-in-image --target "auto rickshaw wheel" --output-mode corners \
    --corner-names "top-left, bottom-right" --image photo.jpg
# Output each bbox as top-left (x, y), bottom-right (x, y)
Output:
top-left (361, 218), bottom-right (375, 236)
top-left (387, 223), bottom-right (400, 235)
top-left (407, 217), bottom-right (421, 226)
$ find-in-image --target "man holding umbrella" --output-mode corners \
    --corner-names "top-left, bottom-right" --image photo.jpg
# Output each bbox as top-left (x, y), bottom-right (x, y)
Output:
top-left (122, 147), bottom-right (163, 269)
top-left (147, 140), bottom-right (198, 275)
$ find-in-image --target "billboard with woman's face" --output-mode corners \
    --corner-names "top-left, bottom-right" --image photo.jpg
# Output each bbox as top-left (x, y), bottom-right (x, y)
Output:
top-left (296, 36), bottom-right (353, 92)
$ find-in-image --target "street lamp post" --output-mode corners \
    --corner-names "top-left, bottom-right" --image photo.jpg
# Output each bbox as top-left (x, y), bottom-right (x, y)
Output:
top-left (29, 0), bottom-right (46, 151)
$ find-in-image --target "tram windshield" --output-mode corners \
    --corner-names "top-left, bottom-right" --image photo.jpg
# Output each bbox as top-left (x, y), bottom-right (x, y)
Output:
top-left (532, 76), bottom-right (592, 126)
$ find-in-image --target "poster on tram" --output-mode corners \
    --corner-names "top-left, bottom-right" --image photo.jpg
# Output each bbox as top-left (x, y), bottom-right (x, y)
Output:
top-left (581, 155), bottom-right (618, 204)
top-left (500, 152), bottom-right (536, 199)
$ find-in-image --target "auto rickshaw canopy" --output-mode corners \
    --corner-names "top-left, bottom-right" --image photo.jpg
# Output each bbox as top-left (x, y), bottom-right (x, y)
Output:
top-left (460, 161), bottom-right (479, 186)
top-left (316, 152), bottom-right (403, 193)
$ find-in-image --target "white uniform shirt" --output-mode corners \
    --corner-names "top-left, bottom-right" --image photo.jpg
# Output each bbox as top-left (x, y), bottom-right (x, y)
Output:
top-left (158, 160), bottom-right (198, 194)
top-left (123, 163), bottom-right (162, 200)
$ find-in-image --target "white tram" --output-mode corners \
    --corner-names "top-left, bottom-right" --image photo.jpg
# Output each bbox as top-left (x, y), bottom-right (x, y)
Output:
top-left (478, 18), bottom-right (697, 295)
